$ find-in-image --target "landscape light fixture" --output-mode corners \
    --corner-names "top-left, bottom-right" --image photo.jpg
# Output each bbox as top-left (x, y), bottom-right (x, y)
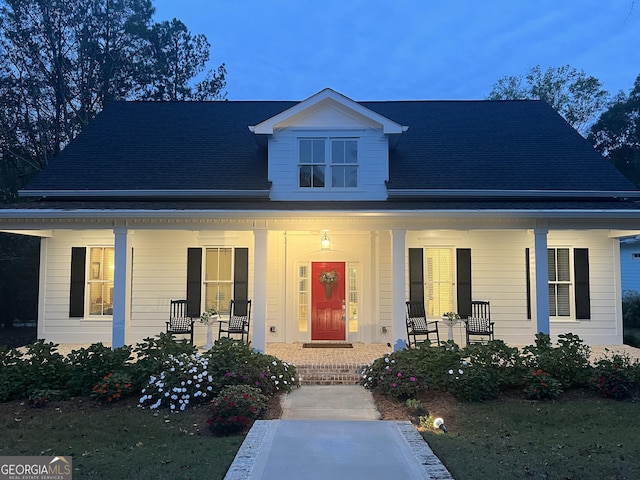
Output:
top-left (433, 417), bottom-right (448, 433)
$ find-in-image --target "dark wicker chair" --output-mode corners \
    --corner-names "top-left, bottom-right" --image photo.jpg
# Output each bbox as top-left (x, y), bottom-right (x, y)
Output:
top-left (465, 300), bottom-right (494, 345)
top-left (166, 299), bottom-right (194, 344)
top-left (218, 299), bottom-right (252, 344)
top-left (405, 301), bottom-right (440, 348)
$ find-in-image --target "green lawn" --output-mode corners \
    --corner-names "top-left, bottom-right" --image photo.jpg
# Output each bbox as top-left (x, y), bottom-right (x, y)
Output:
top-left (424, 394), bottom-right (640, 480)
top-left (0, 398), bottom-right (242, 479)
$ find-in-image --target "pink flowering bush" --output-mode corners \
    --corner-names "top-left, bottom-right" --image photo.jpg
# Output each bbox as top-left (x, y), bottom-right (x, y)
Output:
top-left (207, 385), bottom-right (268, 436)
top-left (361, 350), bottom-right (426, 399)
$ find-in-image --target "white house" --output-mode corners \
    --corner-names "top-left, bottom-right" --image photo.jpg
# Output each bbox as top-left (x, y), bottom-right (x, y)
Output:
top-left (2, 88), bottom-right (640, 351)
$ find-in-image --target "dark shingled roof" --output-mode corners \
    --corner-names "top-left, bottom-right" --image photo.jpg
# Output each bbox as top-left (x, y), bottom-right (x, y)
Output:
top-left (22, 99), bottom-right (637, 195)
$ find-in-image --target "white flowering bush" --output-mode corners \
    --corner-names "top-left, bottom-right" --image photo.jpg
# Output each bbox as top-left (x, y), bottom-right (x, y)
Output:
top-left (138, 352), bottom-right (214, 412)
top-left (445, 360), bottom-right (498, 402)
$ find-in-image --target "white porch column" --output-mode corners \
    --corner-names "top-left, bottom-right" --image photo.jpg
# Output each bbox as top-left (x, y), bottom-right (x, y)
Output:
top-left (391, 229), bottom-right (407, 350)
top-left (533, 227), bottom-right (550, 335)
top-left (253, 229), bottom-right (267, 353)
top-left (112, 227), bottom-right (132, 348)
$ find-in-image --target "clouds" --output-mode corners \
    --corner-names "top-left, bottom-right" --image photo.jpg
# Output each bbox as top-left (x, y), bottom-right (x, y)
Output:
top-left (153, 0), bottom-right (640, 100)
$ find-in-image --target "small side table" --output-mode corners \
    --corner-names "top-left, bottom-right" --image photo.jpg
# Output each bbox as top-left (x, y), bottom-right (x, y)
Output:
top-left (203, 315), bottom-right (218, 350)
top-left (440, 318), bottom-right (460, 342)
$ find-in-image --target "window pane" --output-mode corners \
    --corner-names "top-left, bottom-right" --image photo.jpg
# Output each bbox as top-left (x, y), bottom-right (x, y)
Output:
top-left (332, 140), bottom-right (345, 164)
top-left (345, 166), bottom-right (357, 187)
top-left (299, 166), bottom-right (311, 187)
top-left (348, 264), bottom-right (358, 333)
top-left (298, 263), bottom-right (309, 332)
top-left (346, 140), bottom-right (357, 162)
top-left (548, 249), bottom-right (556, 281)
top-left (548, 285), bottom-right (557, 316)
top-left (312, 139), bottom-right (325, 164)
top-left (332, 166), bottom-right (345, 187)
top-left (556, 284), bottom-right (571, 316)
top-left (300, 140), bottom-right (312, 163)
top-left (312, 166), bottom-right (325, 187)
top-left (557, 248), bottom-right (570, 281)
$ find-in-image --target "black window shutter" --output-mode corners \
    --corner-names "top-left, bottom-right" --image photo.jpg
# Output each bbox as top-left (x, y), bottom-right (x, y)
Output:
top-left (69, 247), bottom-right (86, 317)
top-left (525, 248), bottom-right (531, 320)
top-left (456, 248), bottom-right (472, 318)
top-left (408, 248), bottom-right (424, 303)
top-left (574, 248), bottom-right (591, 320)
top-left (186, 248), bottom-right (202, 318)
top-left (233, 248), bottom-right (249, 315)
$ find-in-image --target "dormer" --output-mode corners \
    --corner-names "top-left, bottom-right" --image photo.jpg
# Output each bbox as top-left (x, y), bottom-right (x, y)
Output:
top-left (250, 88), bottom-right (408, 201)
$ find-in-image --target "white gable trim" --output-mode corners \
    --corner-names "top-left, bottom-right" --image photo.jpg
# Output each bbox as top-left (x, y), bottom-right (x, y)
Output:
top-left (249, 88), bottom-right (407, 135)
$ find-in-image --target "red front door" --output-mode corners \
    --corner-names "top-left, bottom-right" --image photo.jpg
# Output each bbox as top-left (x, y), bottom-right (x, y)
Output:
top-left (311, 262), bottom-right (346, 341)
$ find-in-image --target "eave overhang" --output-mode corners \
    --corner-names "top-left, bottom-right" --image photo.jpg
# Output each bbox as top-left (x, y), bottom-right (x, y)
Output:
top-left (388, 189), bottom-right (640, 200)
top-left (18, 189), bottom-right (271, 199)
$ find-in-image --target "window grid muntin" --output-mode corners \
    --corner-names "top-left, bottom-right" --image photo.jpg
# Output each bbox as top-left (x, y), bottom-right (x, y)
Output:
top-left (298, 137), bottom-right (358, 189)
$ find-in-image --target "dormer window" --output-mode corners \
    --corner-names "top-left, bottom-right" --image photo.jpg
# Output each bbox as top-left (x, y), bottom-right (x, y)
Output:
top-left (298, 138), bottom-right (358, 189)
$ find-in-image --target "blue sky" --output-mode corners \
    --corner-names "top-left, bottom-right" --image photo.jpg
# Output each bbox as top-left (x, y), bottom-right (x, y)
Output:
top-left (153, 0), bottom-right (640, 101)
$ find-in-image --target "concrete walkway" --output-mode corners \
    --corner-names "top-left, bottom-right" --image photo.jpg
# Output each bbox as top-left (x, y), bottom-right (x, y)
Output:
top-left (224, 385), bottom-right (454, 480)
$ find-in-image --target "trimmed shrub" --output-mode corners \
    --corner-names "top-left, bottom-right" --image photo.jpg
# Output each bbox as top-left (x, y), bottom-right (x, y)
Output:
top-left (592, 350), bottom-right (635, 399)
top-left (522, 333), bottom-right (591, 389)
top-left (207, 385), bottom-right (268, 436)
top-left (91, 371), bottom-right (135, 403)
top-left (463, 340), bottom-right (525, 388)
top-left (205, 338), bottom-right (300, 396)
top-left (362, 343), bottom-right (462, 399)
top-left (445, 361), bottom-right (499, 402)
top-left (12, 340), bottom-right (71, 400)
top-left (65, 343), bottom-right (133, 396)
top-left (523, 368), bottom-right (562, 400)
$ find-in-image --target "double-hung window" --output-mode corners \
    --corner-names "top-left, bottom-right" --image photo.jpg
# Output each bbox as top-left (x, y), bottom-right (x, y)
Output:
top-left (299, 138), bottom-right (358, 189)
top-left (204, 247), bottom-right (233, 315)
top-left (548, 248), bottom-right (571, 317)
top-left (424, 248), bottom-right (454, 317)
top-left (88, 247), bottom-right (114, 316)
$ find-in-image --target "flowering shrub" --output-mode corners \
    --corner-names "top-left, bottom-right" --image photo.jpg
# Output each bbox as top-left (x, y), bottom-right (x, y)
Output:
top-left (138, 352), bottom-right (214, 412)
top-left (362, 351), bottom-right (425, 399)
top-left (91, 371), bottom-right (135, 403)
top-left (207, 385), bottom-right (268, 436)
top-left (445, 361), bottom-right (499, 402)
top-left (523, 368), bottom-right (562, 400)
top-left (522, 333), bottom-right (591, 389)
top-left (592, 351), bottom-right (634, 399)
top-left (132, 333), bottom-right (197, 389)
top-left (66, 343), bottom-right (133, 396)
top-left (463, 340), bottom-right (525, 388)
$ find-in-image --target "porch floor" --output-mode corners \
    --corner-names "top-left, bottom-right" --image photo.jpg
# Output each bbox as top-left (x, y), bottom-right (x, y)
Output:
top-left (265, 342), bottom-right (391, 367)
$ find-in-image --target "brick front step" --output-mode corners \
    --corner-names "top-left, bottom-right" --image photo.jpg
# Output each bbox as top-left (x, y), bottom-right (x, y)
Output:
top-left (296, 363), bottom-right (366, 385)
